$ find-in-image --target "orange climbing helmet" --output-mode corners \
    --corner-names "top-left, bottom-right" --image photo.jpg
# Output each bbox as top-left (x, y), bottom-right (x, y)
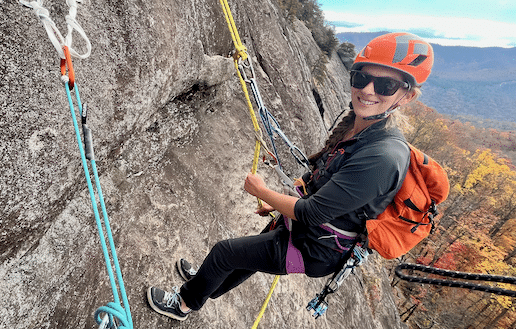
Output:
top-left (352, 32), bottom-right (434, 87)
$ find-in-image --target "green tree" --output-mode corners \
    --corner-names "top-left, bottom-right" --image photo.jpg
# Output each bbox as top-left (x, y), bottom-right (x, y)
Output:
top-left (276, 0), bottom-right (339, 55)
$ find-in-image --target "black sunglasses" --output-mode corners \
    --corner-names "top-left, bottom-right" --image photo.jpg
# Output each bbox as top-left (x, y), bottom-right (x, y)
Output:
top-left (350, 70), bottom-right (410, 96)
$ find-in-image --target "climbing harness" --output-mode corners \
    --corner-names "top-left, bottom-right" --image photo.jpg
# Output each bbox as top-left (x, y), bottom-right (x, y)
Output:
top-left (21, 1), bottom-right (132, 328)
top-left (307, 244), bottom-right (371, 318)
top-left (395, 263), bottom-right (516, 297)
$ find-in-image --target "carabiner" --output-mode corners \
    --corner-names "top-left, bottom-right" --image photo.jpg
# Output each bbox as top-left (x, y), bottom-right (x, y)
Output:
top-left (60, 45), bottom-right (75, 89)
top-left (290, 145), bottom-right (311, 172)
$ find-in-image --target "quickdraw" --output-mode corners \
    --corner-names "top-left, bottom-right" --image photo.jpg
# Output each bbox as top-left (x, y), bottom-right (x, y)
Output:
top-left (20, 0), bottom-right (91, 60)
top-left (307, 244), bottom-right (371, 318)
top-left (395, 263), bottom-right (516, 297)
top-left (21, 1), bottom-right (132, 328)
top-left (237, 55), bottom-right (311, 176)
top-left (239, 60), bottom-right (311, 188)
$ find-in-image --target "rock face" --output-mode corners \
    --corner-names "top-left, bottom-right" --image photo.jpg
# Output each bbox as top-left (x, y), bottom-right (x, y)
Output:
top-left (1, 0), bottom-right (405, 328)
top-left (337, 42), bottom-right (358, 71)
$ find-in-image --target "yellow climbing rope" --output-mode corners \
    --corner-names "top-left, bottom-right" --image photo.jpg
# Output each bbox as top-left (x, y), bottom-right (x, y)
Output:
top-left (219, 0), bottom-right (280, 327)
top-left (251, 275), bottom-right (280, 329)
top-left (219, 0), bottom-right (260, 174)
top-left (219, 0), bottom-right (248, 61)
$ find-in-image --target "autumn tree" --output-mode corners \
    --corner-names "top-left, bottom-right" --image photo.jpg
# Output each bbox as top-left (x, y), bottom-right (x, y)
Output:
top-left (488, 177), bottom-right (516, 238)
top-left (394, 105), bottom-right (516, 329)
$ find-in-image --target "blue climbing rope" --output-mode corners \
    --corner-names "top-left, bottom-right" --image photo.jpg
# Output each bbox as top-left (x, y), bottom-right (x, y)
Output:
top-left (64, 82), bottom-right (133, 329)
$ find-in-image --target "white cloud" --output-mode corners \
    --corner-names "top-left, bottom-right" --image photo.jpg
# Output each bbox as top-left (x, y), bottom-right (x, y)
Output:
top-left (324, 11), bottom-right (516, 48)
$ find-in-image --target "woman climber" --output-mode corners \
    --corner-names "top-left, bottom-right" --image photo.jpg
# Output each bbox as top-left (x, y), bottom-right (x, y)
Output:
top-left (147, 32), bottom-right (434, 321)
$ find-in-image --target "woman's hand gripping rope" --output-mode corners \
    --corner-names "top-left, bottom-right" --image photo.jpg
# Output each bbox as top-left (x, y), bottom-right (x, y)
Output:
top-left (244, 173), bottom-right (298, 220)
top-left (244, 173), bottom-right (275, 217)
top-left (244, 172), bottom-right (268, 198)
top-left (255, 202), bottom-right (275, 217)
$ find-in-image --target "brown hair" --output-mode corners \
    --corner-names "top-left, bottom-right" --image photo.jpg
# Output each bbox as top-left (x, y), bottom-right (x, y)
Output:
top-left (308, 110), bottom-right (356, 164)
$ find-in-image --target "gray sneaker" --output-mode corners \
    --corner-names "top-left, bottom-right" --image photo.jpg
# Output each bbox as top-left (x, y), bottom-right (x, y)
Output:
top-left (147, 286), bottom-right (190, 321)
top-left (177, 258), bottom-right (197, 281)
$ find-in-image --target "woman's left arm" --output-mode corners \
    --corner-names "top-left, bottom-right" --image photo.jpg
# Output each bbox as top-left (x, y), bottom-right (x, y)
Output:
top-left (244, 173), bottom-right (299, 219)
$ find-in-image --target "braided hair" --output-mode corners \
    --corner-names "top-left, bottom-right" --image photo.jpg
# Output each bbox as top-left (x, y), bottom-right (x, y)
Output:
top-left (308, 110), bottom-right (356, 165)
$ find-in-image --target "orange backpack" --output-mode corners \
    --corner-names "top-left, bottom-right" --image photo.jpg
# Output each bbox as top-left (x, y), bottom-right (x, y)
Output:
top-left (366, 144), bottom-right (450, 259)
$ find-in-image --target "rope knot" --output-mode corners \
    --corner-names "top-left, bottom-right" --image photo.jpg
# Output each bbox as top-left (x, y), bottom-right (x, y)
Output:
top-left (233, 45), bottom-right (248, 61)
top-left (60, 75), bottom-right (70, 84)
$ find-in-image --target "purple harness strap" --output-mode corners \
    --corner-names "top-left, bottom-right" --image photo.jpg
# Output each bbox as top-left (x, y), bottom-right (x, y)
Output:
top-left (284, 217), bottom-right (305, 274)
top-left (283, 219), bottom-right (357, 274)
top-left (319, 224), bottom-right (356, 252)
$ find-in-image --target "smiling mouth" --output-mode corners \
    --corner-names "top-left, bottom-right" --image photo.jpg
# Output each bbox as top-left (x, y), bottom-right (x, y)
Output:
top-left (359, 97), bottom-right (378, 106)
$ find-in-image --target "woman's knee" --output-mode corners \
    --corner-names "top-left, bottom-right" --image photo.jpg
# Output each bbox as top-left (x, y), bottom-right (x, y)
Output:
top-left (208, 239), bottom-right (234, 264)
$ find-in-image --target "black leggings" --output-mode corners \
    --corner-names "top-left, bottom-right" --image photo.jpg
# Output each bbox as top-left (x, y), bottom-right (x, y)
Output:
top-left (180, 225), bottom-right (289, 310)
top-left (180, 220), bottom-right (344, 310)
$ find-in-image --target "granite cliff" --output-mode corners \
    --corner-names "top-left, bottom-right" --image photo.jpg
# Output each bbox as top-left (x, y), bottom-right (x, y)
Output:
top-left (1, 0), bottom-right (405, 328)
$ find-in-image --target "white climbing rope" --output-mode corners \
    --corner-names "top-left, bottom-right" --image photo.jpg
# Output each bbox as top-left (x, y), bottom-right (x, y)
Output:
top-left (19, 0), bottom-right (91, 59)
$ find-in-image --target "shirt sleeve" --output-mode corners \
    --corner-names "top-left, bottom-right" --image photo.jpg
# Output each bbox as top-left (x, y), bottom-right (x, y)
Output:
top-left (294, 140), bottom-right (408, 227)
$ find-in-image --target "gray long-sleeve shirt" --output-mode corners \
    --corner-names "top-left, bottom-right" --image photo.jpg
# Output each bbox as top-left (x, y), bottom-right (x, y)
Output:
top-left (292, 118), bottom-right (410, 260)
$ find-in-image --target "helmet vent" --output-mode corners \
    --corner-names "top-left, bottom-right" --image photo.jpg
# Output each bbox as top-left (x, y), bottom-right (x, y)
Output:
top-left (362, 45), bottom-right (372, 58)
top-left (408, 54), bottom-right (428, 67)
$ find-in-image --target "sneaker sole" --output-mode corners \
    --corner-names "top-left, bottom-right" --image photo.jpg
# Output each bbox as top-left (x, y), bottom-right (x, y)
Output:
top-left (176, 259), bottom-right (191, 281)
top-left (146, 287), bottom-right (188, 321)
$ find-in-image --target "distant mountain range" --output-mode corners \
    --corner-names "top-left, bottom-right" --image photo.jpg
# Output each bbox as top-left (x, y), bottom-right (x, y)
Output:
top-left (336, 32), bottom-right (516, 130)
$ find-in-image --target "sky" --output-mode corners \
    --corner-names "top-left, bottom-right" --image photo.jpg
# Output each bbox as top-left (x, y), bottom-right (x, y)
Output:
top-left (318, 0), bottom-right (516, 48)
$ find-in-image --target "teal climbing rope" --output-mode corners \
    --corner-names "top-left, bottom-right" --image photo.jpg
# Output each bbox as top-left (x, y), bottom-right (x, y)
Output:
top-left (20, 1), bottom-right (133, 327)
top-left (64, 81), bottom-right (133, 329)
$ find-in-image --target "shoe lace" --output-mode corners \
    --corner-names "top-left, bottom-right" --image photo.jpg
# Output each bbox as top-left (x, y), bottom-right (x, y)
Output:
top-left (164, 286), bottom-right (181, 308)
top-left (188, 267), bottom-right (197, 276)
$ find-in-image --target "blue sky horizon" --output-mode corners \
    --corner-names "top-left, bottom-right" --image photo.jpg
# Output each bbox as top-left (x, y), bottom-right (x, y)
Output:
top-left (319, 0), bottom-right (516, 48)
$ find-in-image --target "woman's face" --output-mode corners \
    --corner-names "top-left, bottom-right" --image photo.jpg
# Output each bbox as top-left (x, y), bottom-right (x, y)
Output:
top-left (351, 65), bottom-right (413, 120)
